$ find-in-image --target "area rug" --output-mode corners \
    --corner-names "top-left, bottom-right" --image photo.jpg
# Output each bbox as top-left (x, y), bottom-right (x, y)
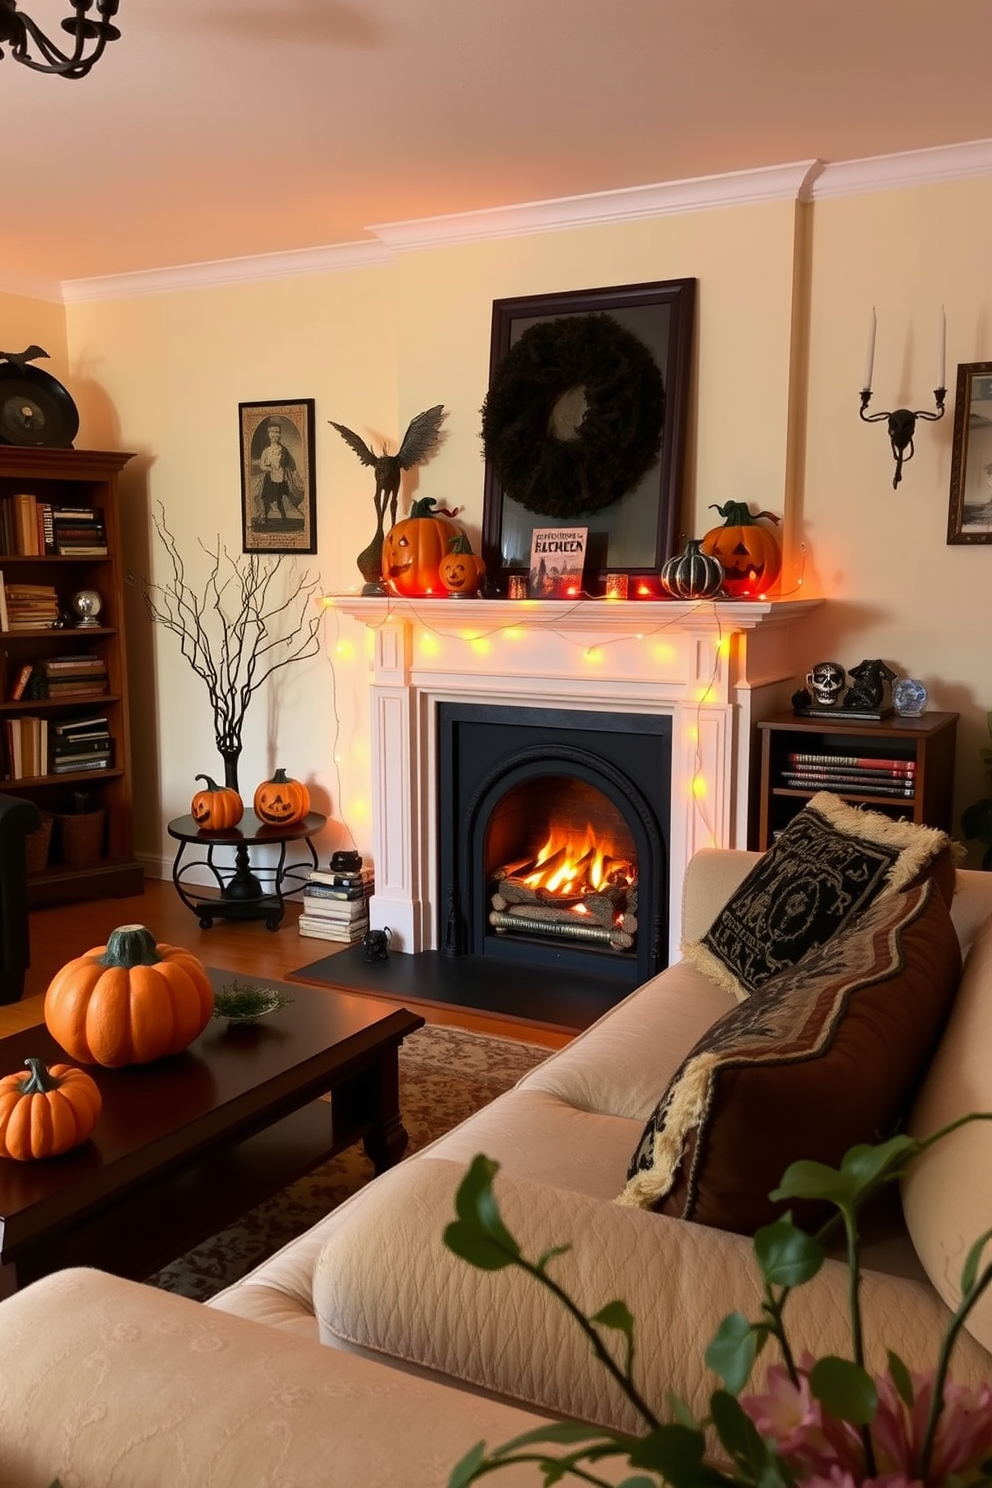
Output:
top-left (145, 1023), bottom-right (549, 1303)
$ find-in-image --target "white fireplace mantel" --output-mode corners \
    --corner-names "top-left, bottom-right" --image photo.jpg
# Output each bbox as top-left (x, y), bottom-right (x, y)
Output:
top-left (326, 595), bottom-right (820, 960)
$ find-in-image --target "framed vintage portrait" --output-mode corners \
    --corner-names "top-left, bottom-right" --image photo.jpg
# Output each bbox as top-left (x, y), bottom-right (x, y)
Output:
top-left (948, 363), bottom-right (992, 544)
top-left (480, 278), bottom-right (696, 596)
top-left (240, 398), bottom-right (317, 554)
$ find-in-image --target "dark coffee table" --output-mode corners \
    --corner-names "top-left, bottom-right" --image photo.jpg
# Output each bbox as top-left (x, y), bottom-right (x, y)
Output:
top-left (0, 974), bottom-right (424, 1296)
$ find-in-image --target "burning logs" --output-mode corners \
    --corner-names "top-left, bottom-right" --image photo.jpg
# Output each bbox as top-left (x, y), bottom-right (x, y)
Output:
top-left (489, 872), bottom-right (637, 951)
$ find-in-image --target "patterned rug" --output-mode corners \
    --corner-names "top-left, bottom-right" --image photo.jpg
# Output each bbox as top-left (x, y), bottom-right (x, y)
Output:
top-left (145, 1023), bottom-right (549, 1303)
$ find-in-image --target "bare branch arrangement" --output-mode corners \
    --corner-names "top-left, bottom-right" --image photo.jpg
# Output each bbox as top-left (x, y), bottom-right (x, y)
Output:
top-left (129, 504), bottom-right (323, 791)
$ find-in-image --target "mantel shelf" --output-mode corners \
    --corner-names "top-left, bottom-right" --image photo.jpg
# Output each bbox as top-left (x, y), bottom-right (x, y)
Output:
top-left (324, 594), bottom-right (821, 637)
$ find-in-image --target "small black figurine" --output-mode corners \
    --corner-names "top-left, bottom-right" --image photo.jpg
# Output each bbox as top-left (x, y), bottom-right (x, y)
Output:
top-left (362, 927), bottom-right (391, 963)
top-left (331, 849), bottom-right (363, 873)
top-left (843, 658), bottom-right (897, 711)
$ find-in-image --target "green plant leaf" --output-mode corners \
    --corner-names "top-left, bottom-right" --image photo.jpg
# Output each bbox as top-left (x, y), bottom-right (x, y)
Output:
top-left (592, 1299), bottom-right (635, 1335)
top-left (628, 1424), bottom-right (730, 1487)
top-left (960, 1226), bottom-right (992, 1294)
top-left (705, 1311), bottom-right (759, 1395)
top-left (809, 1356), bottom-right (878, 1425)
top-left (448, 1441), bottom-right (487, 1487)
top-left (770, 1158), bottom-right (852, 1204)
top-left (754, 1213), bottom-right (824, 1287)
top-left (536, 1244), bottom-right (571, 1273)
top-left (887, 1349), bottom-right (915, 1407)
top-left (665, 1391), bottom-right (701, 1430)
top-left (445, 1155), bottom-right (521, 1268)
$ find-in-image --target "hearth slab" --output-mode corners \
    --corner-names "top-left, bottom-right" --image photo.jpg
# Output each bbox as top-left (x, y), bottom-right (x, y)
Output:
top-left (286, 947), bottom-right (627, 1032)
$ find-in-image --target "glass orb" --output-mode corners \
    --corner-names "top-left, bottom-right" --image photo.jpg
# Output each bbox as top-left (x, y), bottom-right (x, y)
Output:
top-left (71, 589), bottom-right (103, 627)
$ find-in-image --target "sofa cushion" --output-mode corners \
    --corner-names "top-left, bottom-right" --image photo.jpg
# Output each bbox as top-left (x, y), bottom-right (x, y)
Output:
top-left (682, 791), bottom-right (953, 1001)
top-left (620, 880), bottom-right (960, 1234)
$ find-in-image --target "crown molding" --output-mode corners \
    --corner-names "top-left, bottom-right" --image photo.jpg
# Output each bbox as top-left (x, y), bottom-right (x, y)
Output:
top-left (60, 238), bottom-right (394, 305)
top-left (813, 137), bottom-right (992, 199)
top-left (18, 137), bottom-right (992, 305)
top-left (369, 161), bottom-right (824, 250)
top-left (0, 272), bottom-right (65, 304)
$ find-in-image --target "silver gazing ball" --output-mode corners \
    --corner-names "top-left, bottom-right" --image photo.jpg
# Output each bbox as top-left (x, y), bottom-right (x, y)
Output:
top-left (71, 589), bottom-right (103, 628)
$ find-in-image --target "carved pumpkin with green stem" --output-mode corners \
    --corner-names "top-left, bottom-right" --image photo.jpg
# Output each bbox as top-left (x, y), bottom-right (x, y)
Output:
top-left (253, 767), bottom-right (311, 825)
top-left (700, 500), bottom-right (782, 597)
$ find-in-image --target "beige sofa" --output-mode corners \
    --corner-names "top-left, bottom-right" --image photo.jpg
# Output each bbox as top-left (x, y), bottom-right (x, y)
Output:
top-left (1, 847), bottom-right (991, 1486)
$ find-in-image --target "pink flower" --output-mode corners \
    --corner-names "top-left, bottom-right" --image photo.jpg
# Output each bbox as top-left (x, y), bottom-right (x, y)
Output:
top-left (741, 1362), bottom-right (992, 1487)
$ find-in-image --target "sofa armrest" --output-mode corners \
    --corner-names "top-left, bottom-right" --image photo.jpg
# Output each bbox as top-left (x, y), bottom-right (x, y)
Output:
top-left (313, 1157), bottom-right (991, 1434)
top-left (0, 1268), bottom-right (558, 1488)
top-left (680, 847), bottom-right (759, 946)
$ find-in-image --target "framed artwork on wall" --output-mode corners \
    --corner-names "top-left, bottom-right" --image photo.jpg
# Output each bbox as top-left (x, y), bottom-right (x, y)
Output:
top-left (948, 363), bottom-right (992, 545)
top-left (240, 398), bottom-right (317, 554)
top-left (480, 278), bottom-right (696, 596)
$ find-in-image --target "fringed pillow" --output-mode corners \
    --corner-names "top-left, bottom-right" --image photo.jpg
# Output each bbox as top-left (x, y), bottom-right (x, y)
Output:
top-left (682, 791), bottom-right (952, 1002)
top-left (619, 880), bottom-right (960, 1235)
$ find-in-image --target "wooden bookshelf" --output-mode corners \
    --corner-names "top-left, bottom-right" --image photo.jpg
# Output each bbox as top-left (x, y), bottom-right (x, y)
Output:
top-left (0, 447), bottom-right (142, 904)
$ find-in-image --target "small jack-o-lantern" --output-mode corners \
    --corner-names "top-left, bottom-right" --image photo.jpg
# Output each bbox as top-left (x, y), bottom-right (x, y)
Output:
top-left (700, 501), bottom-right (782, 598)
top-left (253, 768), bottom-right (311, 825)
top-left (381, 497), bottom-right (461, 597)
top-left (190, 774), bottom-right (243, 830)
top-left (438, 533), bottom-right (486, 597)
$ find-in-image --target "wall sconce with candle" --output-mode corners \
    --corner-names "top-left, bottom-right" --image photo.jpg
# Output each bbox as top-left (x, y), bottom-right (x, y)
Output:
top-left (859, 307), bottom-right (946, 489)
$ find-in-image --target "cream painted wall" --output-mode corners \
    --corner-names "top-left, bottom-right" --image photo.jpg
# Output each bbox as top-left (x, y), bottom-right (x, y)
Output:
top-left (800, 174), bottom-right (992, 841)
top-left (13, 171), bottom-right (988, 880)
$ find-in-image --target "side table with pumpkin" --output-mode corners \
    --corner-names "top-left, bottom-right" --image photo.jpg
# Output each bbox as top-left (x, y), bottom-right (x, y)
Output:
top-left (166, 808), bottom-right (326, 929)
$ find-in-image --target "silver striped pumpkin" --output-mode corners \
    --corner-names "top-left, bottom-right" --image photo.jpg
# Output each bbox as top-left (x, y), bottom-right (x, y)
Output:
top-left (660, 539), bottom-right (724, 599)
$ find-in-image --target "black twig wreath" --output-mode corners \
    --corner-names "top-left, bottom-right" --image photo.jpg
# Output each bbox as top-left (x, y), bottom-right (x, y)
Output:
top-left (481, 312), bottom-right (665, 518)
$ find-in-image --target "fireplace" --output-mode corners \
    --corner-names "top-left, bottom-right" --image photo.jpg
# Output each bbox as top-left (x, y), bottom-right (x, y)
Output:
top-left (327, 595), bottom-right (818, 981)
top-left (437, 702), bottom-right (671, 988)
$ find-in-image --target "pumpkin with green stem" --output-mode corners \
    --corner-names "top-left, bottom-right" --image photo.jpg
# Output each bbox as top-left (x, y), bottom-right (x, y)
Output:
top-left (44, 925), bottom-right (215, 1067)
top-left (253, 767), bottom-right (311, 825)
top-left (700, 500), bottom-right (782, 597)
top-left (438, 532), bottom-right (486, 596)
top-left (0, 1057), bottom-right (102, 1160)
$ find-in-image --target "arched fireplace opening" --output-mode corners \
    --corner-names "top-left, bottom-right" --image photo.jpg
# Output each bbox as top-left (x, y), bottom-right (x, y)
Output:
top-left (438, 703), bottom-right (672, 990)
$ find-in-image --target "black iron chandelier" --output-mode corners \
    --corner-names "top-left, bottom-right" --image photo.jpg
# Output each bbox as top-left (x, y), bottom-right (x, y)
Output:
top-left (0, 0), bottom-right (121, 78)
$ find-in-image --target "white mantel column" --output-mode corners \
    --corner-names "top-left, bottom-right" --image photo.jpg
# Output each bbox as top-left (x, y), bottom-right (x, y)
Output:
top-left (366, 618), bottom-right (426, 952)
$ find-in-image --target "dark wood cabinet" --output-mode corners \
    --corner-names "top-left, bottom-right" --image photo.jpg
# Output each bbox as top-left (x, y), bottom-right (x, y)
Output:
top-left (755, 709), bottom-right (958, 850)
top-left (0, 447), bottom-right (142, 904)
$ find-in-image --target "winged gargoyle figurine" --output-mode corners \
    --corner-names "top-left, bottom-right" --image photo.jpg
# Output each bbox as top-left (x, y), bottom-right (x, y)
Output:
top-left (329, 404), bottom-right (447, 592)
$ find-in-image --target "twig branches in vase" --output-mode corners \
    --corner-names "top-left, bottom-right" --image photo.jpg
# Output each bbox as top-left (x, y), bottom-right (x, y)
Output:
top-left (129, 504), bottom-right (323, 792)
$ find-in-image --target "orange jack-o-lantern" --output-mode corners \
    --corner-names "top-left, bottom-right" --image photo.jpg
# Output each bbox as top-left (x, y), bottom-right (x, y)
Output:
top-left (253, 768), bottom-right (311, 825)
top-left (699, 501), bottom-right (782, 598)
top-left (438, 533), bottom-right (486, 597)
top-left (190, 774), bottom-right (243, 829)
top-left (381, 497), bottom-right (461, 597)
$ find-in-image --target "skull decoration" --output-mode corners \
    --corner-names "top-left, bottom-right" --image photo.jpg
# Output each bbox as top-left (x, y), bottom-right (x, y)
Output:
top-left (805, 660), bottom-right (846, 708)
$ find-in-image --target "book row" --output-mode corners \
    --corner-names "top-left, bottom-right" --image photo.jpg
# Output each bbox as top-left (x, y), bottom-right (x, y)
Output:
top-left (0, 496), bottom-right (107, 558)
top-left (6, 653), bottom-right (108, 703)
top-left (3, 714), bottom-right (113, 781)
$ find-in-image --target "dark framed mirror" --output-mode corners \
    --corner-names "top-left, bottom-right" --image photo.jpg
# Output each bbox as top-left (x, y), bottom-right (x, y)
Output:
top-left (948, 361), bottom-right (992, 544)
top-left (480, 278), bottom-right (696, 595)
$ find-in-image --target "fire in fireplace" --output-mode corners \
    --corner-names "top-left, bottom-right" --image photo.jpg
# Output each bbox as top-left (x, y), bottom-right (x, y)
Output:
top-left (437, 702), bottom-right (671, 989)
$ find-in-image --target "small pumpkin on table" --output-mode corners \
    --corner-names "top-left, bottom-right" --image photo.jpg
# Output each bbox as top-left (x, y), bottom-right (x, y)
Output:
top-left (0, 1057), bottom-right (102, 1160)
top-left (190, 773), bottom-right (244, 830)
top-left (253, 768), bottom-right (310, 825)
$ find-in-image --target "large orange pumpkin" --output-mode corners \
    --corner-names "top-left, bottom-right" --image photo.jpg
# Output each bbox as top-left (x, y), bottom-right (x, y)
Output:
top-left (700, 501), bottom-right (782, 598)
top-left (382, 497), bottom-right (461, 596)
top-left (0, 1057), bottom-right (102, 1160)
top-left (253, 767), bottom-right (310, 825)
top-left (44, 925), bottom-right (215, 1067)
top-left (190, 773), bottom-right (244, 829)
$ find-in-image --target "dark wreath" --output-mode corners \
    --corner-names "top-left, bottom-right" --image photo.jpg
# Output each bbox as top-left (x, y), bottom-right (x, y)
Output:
top-left (480, 312), bottom-right (665, 519)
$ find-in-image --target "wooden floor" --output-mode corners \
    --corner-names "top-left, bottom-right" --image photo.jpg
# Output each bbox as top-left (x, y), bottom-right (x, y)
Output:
top-left (12, 879), bottom-right (571, 1049)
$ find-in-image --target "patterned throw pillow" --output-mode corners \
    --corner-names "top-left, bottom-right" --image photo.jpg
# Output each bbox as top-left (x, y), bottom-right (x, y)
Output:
top-left (682, 791), bottom-right (952, 1002)
top-left (619, 881), bottom-right (960, 1235)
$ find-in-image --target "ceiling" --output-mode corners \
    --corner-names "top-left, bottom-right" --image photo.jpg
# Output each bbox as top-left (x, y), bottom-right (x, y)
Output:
top-left (3, 0), bottom-right (992, 286)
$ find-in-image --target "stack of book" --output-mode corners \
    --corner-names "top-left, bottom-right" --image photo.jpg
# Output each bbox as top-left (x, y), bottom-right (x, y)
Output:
top-left (3, 715), bottom-right (47, 779)
top-left (781, 751), bottom-right (917, 799)
top-left (0, 580), bottom-right (60, 631)
top-left (51, 506), bottom-right (108, 556)
top-left (49, 715), bottom-right (113, 774)
top-left (297, 862), bottom-right (374, 943)
top-left (35, 653), bottom-right (109, 699)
